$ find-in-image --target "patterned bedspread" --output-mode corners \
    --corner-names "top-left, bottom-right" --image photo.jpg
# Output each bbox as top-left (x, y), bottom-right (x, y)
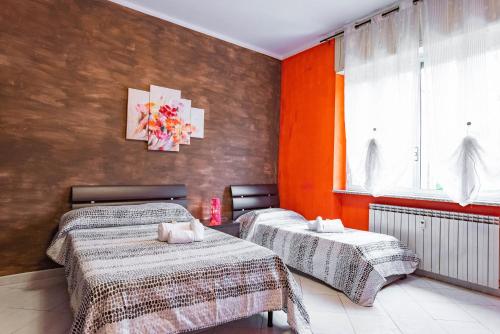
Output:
top-left (238, 208), bottom-right (419, 306)
top-left (47, 203), bottom-right (311, 334)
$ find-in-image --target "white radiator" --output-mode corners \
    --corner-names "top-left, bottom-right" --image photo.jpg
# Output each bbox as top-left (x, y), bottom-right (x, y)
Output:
top-left (369, 204), bottom-right (499, 289)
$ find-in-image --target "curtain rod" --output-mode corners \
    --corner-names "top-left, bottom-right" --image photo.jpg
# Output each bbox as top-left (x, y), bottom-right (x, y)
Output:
top-left (320, 0), bottom-right (422, 43)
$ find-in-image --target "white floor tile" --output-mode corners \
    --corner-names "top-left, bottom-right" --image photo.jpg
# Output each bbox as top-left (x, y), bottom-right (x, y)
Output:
top-left (438, 287), bottom-right (500, 306)
top-left (339, 294), bottom-right (387, 317)
top-left (377, 284), bottom-right (411, 301)
top-left (0, 308), bottom-right (45, 333)
top-left (302, 293), bottom-right (345, 314)
top-left (348, 315), bottom-right (401, 334)
top-left (300, 277), bottom-right (339, 296)
top-left (436, 320), bottom-right (492, 334)
top-left (0, 269), bottom-right (64, 287)
top-left (392, 315), bottom-right (446, 334)
top-left (5, 285), bottom-right (68, 311)
top-left (0, 270), bottom-right (499, 334)
top-left (401, 285), bottom-right (456, 304)
top-left (418, 301), bottom-right (476, 322)
top-left (424, 278), bottom-right (462, 290)
top-left (13, 308), bottom-right (73, 334)
top-left (460, 304), bottom-right (500, 334)
top-left (3, 276), bottom-right (66, 291)
top-left (310, 312), bottom-right (354, 334)
top-left (398, 275), bottom-right (434, 288)
top-left (0, 287), bottom-right (17, 303)
top-left (379, 296), bottom-right (429, 319)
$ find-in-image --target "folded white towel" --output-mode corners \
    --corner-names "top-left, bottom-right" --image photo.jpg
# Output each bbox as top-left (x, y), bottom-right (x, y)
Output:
top-left (316, 219), bottom-right (344, 233)
top-left (307, 220), bottom-right (318, 231)
top-left (158, 221), bottom-right (191, 242)
top-left (306, 216), bottom-right (323, 231)
top-left (167, 229), bottom-right (195, 244)
top-left (190, 219), bottom-right (205, 242)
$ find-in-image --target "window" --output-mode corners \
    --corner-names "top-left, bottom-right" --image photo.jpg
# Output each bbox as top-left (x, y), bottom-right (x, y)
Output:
top-left (338, 0), bottom-right (500, 205)
top-left (419, 43), bottom-right (500, 202)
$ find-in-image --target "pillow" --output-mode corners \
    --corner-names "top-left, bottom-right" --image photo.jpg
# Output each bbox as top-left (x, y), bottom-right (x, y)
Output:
top-left (47, 203), bottom-right (193, 265)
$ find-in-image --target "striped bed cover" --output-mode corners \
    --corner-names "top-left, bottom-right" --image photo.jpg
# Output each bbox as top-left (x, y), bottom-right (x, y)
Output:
top-left (238, 208), bottom-right (419, 306)
top-left (46, 203), bottom-right (311, 334)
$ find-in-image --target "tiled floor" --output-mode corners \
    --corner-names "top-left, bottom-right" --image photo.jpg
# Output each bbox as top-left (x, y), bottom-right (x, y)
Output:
top-left (1, 271), bottom-right (499, 334)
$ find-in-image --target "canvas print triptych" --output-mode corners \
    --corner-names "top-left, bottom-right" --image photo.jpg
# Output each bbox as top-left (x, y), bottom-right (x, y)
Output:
top-left (126, 85), bottom-right (205, 152)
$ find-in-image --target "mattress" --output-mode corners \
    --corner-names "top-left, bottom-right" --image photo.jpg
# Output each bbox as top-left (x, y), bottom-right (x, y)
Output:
top-left (238, 208), bottom-right (420, 306)
top-left (47, 203), bottom-right (311, 334)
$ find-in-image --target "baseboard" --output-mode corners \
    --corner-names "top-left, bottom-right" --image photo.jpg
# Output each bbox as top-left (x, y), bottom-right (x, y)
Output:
top-left (414, 269), bottom-right (500, 297)
top-left (0, 267), bottom-right (64, 286)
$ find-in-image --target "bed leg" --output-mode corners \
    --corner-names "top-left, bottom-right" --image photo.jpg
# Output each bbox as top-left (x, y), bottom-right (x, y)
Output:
top-left (267, 311), bottom-right (273, 327)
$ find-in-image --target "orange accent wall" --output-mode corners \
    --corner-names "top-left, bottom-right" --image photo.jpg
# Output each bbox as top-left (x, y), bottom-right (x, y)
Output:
top-left (279, 41), bottom-right (341, 219)
top-left (333, 74), bottom-right (346, 191)
top-left (280, 44), bottom-right (499, 230)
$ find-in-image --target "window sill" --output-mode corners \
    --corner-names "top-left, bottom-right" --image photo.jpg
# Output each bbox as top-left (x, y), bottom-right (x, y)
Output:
top-left (333, 188), bottom-right (500, 207)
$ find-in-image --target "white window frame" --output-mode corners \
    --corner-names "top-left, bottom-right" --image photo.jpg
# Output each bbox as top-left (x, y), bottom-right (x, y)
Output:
top-left (335, 42), bottom-right (500, 206)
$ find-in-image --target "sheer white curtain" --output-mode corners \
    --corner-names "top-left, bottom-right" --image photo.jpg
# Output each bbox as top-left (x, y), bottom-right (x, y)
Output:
top-left (422, 0), bottom-right (500, 205)
top-left (344, 0), bottom-right (421, 196)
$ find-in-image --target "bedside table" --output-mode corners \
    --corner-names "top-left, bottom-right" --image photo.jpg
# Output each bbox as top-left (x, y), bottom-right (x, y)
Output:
top-left (208, 222), bottom-right (240, 238)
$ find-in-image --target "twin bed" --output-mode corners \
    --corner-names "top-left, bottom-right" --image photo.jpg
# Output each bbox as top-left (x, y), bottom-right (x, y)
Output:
top-left (47, 184), bottom-right (418, 334)
top-left (231, 184), bottom-right (419, 306)
top-left (47, 185), bottom-right (310, 334)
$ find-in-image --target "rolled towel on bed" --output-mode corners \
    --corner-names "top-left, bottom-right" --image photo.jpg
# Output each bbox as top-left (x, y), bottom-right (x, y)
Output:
top-left (307, 216), bottom-right (322, 230)
top-left (316, 219), bottom-right (345, 233)
top-left (190, 219), bottom-right (205, 242)
top-left (307, 220), bottom-right (318, 231)
top-left (157, 221), bottom-right (191, 242)
top-left (167, 229), bottom-right (195, 244)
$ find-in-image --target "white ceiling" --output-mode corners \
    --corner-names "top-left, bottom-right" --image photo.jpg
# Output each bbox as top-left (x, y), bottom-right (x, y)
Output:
top-left (110, 0), bottom-right (396, 59)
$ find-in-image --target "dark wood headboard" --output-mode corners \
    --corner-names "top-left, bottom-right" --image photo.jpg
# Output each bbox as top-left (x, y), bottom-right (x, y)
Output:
top-left (230, 184), bottom-right (279, 220)
top-left (71, 185), bottom-right (188, 209)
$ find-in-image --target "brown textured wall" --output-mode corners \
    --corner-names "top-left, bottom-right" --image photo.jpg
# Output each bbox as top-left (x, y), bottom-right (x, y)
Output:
top-left (0, 0), bottom-right (280, 276)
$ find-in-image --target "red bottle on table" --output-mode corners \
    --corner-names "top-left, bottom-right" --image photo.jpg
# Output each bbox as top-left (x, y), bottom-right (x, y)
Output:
top-left (209, 198), bottom-right (221, 226)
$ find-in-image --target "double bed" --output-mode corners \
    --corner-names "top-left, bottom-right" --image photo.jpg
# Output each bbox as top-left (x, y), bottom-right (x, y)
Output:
top-left (47, 185), bottom-right (311, 334)
top-left (231, 184), bottom-right (420, 306)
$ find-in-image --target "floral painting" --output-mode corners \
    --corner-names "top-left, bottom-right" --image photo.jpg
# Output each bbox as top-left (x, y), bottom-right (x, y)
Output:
top-left (148, 85), bottom-right (182, 152)
top-left (178, 99), bottom-right (192, 145)
top-left (126, 85), bottom-right (205, 152)
top-left (190, 108), bottom-right (205, 139)
top-left (126, 88), bottom-right (150, 141)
